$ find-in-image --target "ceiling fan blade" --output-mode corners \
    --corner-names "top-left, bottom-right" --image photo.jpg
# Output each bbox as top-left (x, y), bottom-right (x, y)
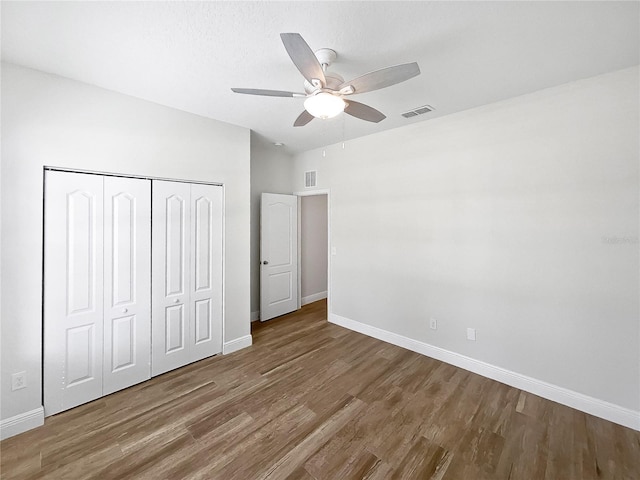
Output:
top-left (231, 88), bottom-right (305, 98)
top-left (280, 33), bottom-right (326, 87)
top-left (294, 110), bottom-right (314, 127)
top-left (339, 62), bottom-right (420, 95)
top-left (344, 100), bottom-right (386, 123)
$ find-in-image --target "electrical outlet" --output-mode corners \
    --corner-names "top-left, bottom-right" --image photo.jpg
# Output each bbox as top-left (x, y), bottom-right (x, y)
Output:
top-left (466, 328), bottom-right (476, 341)
top-left (11, 371), bottom-right (27, 391)
top-left (430, 318), bottom-right (437, 330)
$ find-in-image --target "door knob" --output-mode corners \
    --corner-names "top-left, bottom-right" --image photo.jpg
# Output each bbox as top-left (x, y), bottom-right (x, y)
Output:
top-left (174, 298), bottom-right (180, 304)
top-left (262, 261), bottom-right (269, 265)
top-left (122, 308), bottom-right (128, 313)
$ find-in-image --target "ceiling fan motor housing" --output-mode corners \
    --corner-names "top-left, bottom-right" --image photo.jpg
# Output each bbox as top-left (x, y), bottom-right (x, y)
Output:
top-left (303, 48), bottom-right (343, 94)
top-left (304, 71), bottom-right (344, 94)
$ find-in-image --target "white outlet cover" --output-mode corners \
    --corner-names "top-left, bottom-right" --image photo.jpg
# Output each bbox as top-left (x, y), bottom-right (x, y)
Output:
top-left (430, 318), bottom-right (437, 330)
top-left (11, 371), bottom-right (27, 391)
top-left (466, 328), bottom-right (476, 341)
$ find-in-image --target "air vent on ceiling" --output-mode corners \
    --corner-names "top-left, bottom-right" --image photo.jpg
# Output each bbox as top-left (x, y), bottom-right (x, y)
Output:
top-left (304, 170), bottom-right (317, 188)
top-left (401, 104), bottom-right (434, 119)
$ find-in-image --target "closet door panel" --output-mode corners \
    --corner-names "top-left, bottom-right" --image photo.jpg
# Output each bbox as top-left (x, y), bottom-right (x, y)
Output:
top-left (190, 184), bottom-right (223, 361)
top-left (103, 176), bottom-right (151, 395)
top-left (152, 180), bottom-right (192, 376)
top-left (44, 171), bottom-right (104, 416)
top-left (166, 304), bottom-right (186, 352)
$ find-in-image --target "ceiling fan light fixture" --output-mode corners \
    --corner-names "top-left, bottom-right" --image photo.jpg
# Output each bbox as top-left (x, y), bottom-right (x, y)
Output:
top-left (304, 92), bottom-right (346, 119)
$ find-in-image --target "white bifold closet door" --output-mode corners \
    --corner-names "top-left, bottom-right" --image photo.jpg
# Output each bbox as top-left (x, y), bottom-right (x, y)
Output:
top-left (151, 181), bottom-right (223, 377)
top-left (44, 171), bottom-right (151, 415)
top-left (102, 176), bottom-right (151, 395)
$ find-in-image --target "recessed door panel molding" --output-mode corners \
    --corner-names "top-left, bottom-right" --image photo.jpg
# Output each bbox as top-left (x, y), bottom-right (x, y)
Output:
top-left (111, 315), bottom-right (135, 372)
top-left (103, 176), bottom-right (151, 395)
top-left (260, 193), bottom-right (298, 321)
top-left (65, 324), bottom-right (96, 387)
top-left (267, 202), bottom-right (293, 267)
top-left (66, 190), bottom-right (98, 316)
top-left (152, 180), bottom-right (192, 375)
top-left (194, 299), bottom-right (212, 345)
top-left (166, 194), bottom-right (186, 297)
top-left (189, 183), bottom-right (223, 362)
top-left (45, 171), bottom-right (104, 416)
top-left (111, 192), bottom-right (135, 306)
top-left (194, 196), bottom-right (212, 292)
top-left (165, 305), bottom-right (185, 353)
top-left (267, 271), bottom-right (293, 304)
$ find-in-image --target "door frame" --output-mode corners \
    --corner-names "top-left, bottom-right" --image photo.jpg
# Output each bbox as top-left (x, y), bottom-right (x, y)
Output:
top-left (42, 166), bottom-right (227, 407)
top-left (294, 189), bottom-right (331, 316)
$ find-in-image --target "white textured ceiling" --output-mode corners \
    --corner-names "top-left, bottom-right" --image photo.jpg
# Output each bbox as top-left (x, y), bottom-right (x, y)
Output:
top-left (2, 1), bottom-right (638, 154)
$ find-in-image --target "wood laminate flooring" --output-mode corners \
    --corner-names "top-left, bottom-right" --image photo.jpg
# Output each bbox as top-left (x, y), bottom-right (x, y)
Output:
top-left (1, 300), bottom-right (639, 479)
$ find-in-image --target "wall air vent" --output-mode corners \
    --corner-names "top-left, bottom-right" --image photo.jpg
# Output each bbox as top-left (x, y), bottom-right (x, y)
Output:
top-left (401, 105), bottom-right (434, 119)
top-left (304, 170), bottom-right (317, 188)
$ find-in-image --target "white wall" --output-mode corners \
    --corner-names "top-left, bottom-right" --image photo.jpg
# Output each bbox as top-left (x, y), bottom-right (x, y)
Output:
top-left (1, 64), bottom-right (251, 427)
top-left (301, 195), bottom-right (328, 303)
top-left (249, 135), bottom-right (294, 319)
top-left (292, 67), bottom-right (639, 423)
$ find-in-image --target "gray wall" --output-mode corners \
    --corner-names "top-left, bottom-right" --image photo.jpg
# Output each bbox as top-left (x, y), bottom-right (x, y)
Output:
top-left (249, 135), bottom-right (294, 319)
top-left (292, 67), bottom-right (639, 413)
top-left (1, 64), bottom-right (251, 422)
top-left (301, 195), bottom-right (328, 302)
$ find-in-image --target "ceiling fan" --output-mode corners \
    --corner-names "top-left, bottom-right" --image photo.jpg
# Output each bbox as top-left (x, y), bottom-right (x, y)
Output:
top-left (231, 33), bottom-right (421, 127)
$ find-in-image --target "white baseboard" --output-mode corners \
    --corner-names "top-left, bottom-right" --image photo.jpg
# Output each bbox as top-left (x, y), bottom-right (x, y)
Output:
top-left (0, 406), bottom-right (45, 440)
top-left (250, 311), bottom-right (260, 322)
top-left (302, 291), bottom-right (327, 306)
top-left (223, 334), bottom-right (253, 355)
top-left (329, 313), bottom-right (640, 431)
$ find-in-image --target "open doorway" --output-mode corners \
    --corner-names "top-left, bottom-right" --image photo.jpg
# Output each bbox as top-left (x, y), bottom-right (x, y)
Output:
top-left (296, 190), bottom-right (330, 312)
top-left (299, 193), bottom-right (328, 305)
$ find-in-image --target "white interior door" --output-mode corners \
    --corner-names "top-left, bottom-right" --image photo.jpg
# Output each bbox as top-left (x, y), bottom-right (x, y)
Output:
top-left (44, 171), bottom-right (104, 415)
top-left (260, 193), bottom-right (298, 321)
top-left (152, 180), bottom-right (192, 376)
top-left (103, 176), bottom-right (151, 395)
top-left (189, 183), bottom-right (223, 361)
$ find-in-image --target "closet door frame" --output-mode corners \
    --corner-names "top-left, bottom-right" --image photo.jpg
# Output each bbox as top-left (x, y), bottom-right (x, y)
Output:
top-left (43, 167), bottom-right (225, 411)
